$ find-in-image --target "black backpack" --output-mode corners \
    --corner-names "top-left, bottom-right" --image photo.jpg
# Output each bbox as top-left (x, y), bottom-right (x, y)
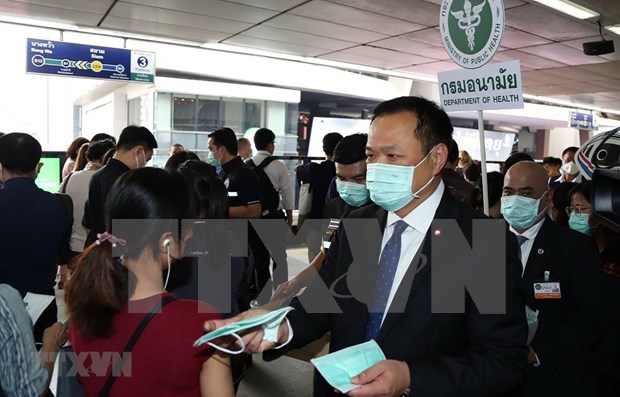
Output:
top-left (245, 156), bottom-right (281, 218)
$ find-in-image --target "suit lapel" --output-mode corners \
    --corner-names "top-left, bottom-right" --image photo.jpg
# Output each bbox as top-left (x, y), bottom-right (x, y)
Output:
top-left (376, 190), bottom-right (459, 342)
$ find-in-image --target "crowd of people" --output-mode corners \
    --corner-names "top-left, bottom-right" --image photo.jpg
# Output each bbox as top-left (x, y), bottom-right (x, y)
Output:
top-left (0, 95), bottom-right (618, 397)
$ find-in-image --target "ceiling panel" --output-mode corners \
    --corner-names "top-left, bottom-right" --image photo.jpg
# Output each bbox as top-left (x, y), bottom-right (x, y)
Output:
top-left (101, 15), bottom-right (230, 42)
top-left (109, 2), bottom-right (252, 34)
top-left (578, 61), bottom-right (620, 79)
top-left (519, 43), bottom-right (608, 65)
top-left (423, 0), bottom-right (526, 8)
top-left (264, 14), bottom-right (388, 43)
top-left (8, 0), bottom-right (112, 13)
top-left (536, 65), bottom-right (611, 82)
top-left (0, 1), bottom-right (102, 25)
top-left (290, 0), bottom-right (426, 36)
top-left (240, 25), bottom-right (357, 51)
top-left (592, 79), bottom-right (620, 91)
top-left (318, 51), bottom-right (414, 69)
top-left (122, 0), bottom-right (279, 23)
top-left (223, 0), bottom-right (308, 12)
top-left (505, 3), bottom-right (599, 41)
top-left (493, 49), bottom-right (566, 69)
top-left (399, 27), bottom-right (443, 47)
top-left (368, 37), bottom-right (449, 60)
top-left (325, 0), bottom-right (440, 27)
top-left (224, 35), bottom-right (330, 56)
top-left (395, 60), bottom-right (459, 74)
top-left (500, 27), bottom-right (552, 49)
top-left (337, 45), bottom-right (437, 65)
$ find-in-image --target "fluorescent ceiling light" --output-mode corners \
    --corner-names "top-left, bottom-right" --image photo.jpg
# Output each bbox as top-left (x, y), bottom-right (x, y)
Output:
top-left (533, 0), bottom-right (598, 19)
top-left (523, 93), bottom-right (620, 116)
top-left (605, 25), bottom-right (620, 35)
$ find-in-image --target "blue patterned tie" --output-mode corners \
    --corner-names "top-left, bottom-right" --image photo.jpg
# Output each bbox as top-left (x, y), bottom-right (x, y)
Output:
top-left (364, 220), bottom-right (409, 341)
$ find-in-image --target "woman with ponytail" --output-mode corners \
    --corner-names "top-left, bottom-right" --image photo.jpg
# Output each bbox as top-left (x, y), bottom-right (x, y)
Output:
top-left (65, 168), bottom-right (234, 397)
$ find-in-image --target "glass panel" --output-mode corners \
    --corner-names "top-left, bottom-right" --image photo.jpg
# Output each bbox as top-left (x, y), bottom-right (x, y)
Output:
top-left (173, 96), bottom-right (197, 131)
top-left (196, 96), bottom-right (221, 132)
top-left (222, 98), bottom-right (243, 133)
top-left (243, 100), bottom-right (264, 134)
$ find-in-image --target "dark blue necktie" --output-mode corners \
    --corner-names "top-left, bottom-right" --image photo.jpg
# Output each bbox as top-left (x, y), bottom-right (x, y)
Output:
top-left (364, 220), bottom-right (409, 341)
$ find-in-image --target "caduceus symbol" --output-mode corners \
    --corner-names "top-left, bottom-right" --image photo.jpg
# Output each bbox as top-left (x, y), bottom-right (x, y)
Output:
top-left (451, 0), bottom-right (487, 51)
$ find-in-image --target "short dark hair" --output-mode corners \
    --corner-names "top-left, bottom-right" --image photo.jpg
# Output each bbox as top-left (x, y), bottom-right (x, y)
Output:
top-left (177, 160), bottom-right (229, 220)
top-left (116, 125), bottom-right (158, 152)
top-left (91, 133), bottom-right (116, 144)
top-left (0, 133), bottom-right (42, 173)
top-left (164, 150), bottom-right (200, 173)
top-left (466, 171), bottom-right (504, 210)
top-left (86, 139), bottom-right (116, 163)
top-left (503, 152), bottom-right (534, 174)
top-left (371, 96), bottom-right (453, 154)
top-left (464, 163), bottom-right (481, 182)
top-left (208, 127), bottom-right (238, 155)
top-left (552, 182), bottom-right (576, 226)
top-left (448, 139), bottom-right (459, 164)
top-left (333, 133), bottom-right (367, 165)
top-left (66, 137), bottom-right (89, 160)
top-left (254, 128), bottom-right (276, 151)
top-left (569, 180), bottom-right (592, 204)
top-left (562, 146), bottom-right (579, 158)
top-left (322, 132), bottom-right (343, 156)
top-left (542, 156), bottom-right (562, 167)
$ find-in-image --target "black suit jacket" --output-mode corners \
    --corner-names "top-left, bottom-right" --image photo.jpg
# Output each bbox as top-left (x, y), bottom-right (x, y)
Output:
top-left (266, 189), bottom-right (528, 397)
top-left (516, 219), bottom-right (604, 397)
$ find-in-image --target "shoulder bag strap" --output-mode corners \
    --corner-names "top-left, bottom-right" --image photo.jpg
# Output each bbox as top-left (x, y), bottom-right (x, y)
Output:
top-left (98, 295), bottom-right (177, 397)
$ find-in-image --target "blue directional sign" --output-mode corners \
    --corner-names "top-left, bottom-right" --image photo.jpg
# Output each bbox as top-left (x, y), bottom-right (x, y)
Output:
top-left (569, 111), bottom-right (596, 130)
top-left (26, 38), bottom-right (155, 83)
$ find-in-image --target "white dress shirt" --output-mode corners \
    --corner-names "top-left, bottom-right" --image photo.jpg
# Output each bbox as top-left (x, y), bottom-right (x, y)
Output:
top-left (380, 181), bottom-right (445, 325)
top-left (509, 218), bottom-right (545, 275)
top-left (251, 150), bottom-right (293, 211)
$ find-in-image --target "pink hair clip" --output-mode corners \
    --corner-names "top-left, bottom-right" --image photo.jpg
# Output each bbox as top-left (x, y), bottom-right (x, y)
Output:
top-left (95, 232), bottom-right (127, 248)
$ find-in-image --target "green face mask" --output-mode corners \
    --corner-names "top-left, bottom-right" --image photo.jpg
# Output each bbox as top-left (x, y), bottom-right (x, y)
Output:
top-left (193, 306), bottom-right (294, 354)
top-left (500, 191), bottom-right (547, 229)
top-left (310, 340), bottom-right (386, 394)
top-left (568, 212), bottom-right (594, 236)
top-left (336, 179), bottom-right (369, 208)
top-left (208, 148), bottom-right (221, 167)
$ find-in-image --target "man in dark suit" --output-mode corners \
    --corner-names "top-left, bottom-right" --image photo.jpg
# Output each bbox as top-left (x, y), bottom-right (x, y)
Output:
top-left (206, 96), bottom-right (527, 397)
top-left (501, 161), bottom-right (605, 397)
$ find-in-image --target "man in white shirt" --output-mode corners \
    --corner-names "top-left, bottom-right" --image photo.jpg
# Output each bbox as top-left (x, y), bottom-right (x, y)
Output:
top-left (205, 96), bottom-right (527, 397)
top-left (248, 128), bottom-right (294, 299)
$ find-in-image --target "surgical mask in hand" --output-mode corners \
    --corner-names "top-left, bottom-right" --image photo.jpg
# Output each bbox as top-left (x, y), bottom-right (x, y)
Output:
top-left (193, 306), bottom-right (294, 354)
top-left (568, 212), bottom-right (594, 236)
top-left (311, 340), bottom-right (386, 394)
top-left (336, 179), bottom-right (369, 207)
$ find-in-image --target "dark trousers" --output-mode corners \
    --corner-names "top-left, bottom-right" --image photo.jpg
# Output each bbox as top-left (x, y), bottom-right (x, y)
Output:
top-left (33, 295), bottom-right (58, 344)
top-left (249, 211), bottom-right (289, 304)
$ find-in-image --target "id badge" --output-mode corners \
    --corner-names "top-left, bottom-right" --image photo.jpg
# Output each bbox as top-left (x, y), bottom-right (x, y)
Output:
top-left (533, 281), bottom-right (561, 299)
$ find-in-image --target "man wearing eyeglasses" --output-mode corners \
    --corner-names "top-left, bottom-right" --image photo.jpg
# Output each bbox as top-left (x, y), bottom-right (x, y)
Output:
top-left (502, 161), bottom-right (605, 397)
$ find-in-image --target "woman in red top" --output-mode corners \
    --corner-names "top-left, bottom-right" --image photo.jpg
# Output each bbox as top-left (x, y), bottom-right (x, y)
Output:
top-left (65, 168), bottom-right (234, 397)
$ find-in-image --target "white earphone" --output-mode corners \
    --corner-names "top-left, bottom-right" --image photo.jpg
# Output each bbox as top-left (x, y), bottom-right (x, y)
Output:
top-left (163, 238), bottom-right (172, 290)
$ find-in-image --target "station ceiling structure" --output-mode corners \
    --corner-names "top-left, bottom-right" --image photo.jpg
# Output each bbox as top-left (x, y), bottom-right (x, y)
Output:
top-left (2, 0), bottom-right (620, 111)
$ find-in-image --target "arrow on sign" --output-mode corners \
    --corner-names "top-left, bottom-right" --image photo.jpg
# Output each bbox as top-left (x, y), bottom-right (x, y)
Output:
top-left (75, 60), bottom-right (89, 70)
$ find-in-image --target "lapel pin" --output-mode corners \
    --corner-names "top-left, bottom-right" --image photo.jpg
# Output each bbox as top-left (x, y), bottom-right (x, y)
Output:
top-left (434, 229), bottom-right (441, 237)
top-left (537, 249), bottom-right (544, 254)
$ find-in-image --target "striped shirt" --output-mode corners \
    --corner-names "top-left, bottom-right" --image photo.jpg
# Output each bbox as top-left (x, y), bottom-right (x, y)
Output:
top-left (0, 284), bottom-right (47, 397)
